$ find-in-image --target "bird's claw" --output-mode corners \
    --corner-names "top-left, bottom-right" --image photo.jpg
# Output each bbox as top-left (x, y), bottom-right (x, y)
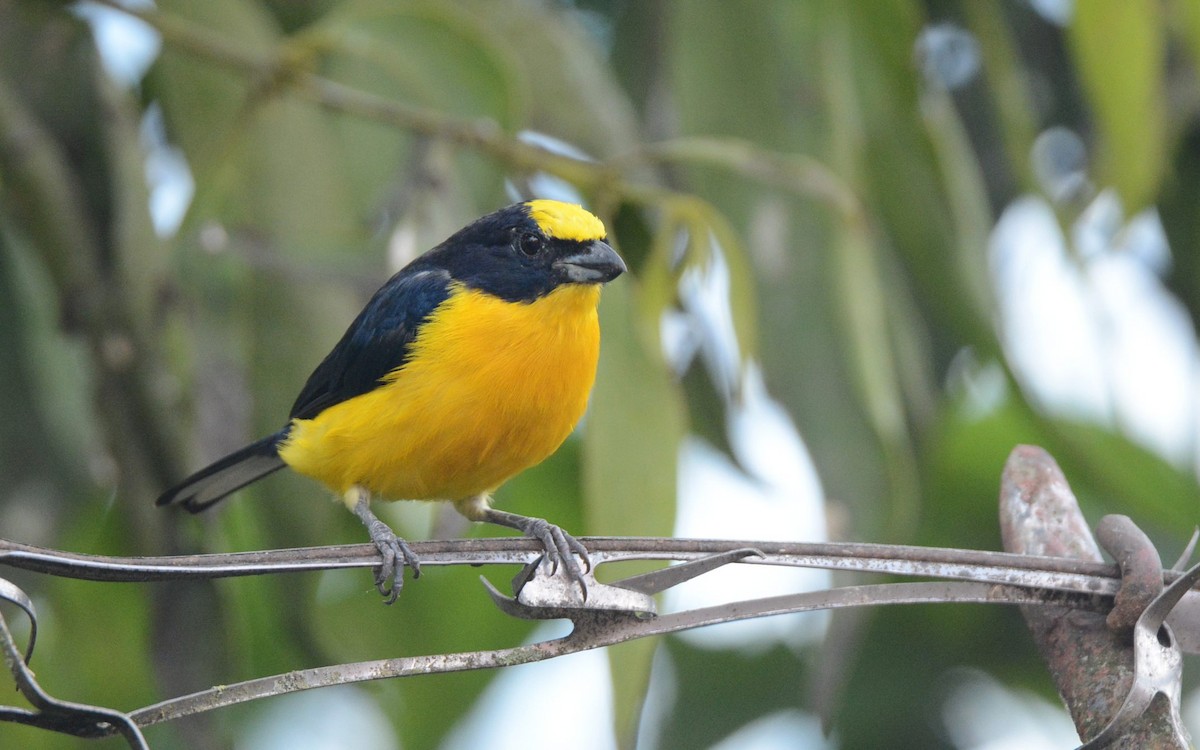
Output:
top-left (355, 500), bottom-right (421, 605)
top-left (520, 517), bottom-right (591, 600)
top-left (369, 531), bottom-right (421, 605)
top-left (462, 501), bottom-right (593, 601)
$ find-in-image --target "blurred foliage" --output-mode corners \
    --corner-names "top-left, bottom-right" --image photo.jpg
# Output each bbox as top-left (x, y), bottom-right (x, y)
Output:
top-left (2, 0), bottom-right (1200, 748)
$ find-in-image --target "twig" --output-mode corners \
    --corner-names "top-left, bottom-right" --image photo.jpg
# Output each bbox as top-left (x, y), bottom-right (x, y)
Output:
top-left (87, 0), bottom-right (861, 220)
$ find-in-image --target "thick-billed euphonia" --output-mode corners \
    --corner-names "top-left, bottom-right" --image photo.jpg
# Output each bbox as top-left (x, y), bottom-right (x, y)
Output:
top-left (157, 200), bottom-right (626, 602)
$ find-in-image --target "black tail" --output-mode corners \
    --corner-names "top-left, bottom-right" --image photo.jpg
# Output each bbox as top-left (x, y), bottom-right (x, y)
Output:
top-left (157, 432), bottom-right (287, 513)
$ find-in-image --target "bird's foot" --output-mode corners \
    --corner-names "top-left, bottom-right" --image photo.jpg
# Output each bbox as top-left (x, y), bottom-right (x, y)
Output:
top-left (475, 506), bottom-right (591, 600)
top-left (521, 516), bottom-right (591, 580)
top-left (366, 520), bottom-right (421, 605)
top-left (352, 493), bottom-right (421, 604)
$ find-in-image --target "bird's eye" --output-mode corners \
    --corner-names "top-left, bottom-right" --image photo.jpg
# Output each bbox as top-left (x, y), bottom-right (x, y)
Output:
top-left (517, 232), bottom-right (543, 256)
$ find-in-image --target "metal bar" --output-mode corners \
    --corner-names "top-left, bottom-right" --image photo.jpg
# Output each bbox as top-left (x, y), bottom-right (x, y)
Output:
top-left (129, 578), bottom-right (1105, 727)
top-left (0, 535), bottom-right (1125, 592)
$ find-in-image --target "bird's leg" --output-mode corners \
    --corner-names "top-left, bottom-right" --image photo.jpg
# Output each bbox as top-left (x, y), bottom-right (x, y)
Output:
top-left (347, 487), bottom-right (421, 605)
top-left (455, 495), bottom-right (591, 594)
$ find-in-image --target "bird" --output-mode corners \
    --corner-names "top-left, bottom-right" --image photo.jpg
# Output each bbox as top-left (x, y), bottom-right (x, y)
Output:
top-left (157, 199), bottom-right (626, 603)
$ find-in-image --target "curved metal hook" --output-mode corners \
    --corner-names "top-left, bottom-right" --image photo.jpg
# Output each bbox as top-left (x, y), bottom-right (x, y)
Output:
top-left (0, 576), bottom-right (37, 664)
top-left (1077, 558), bottom-right (1200, 749)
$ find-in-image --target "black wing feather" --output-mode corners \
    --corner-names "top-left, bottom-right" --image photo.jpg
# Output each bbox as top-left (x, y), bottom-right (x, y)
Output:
top-left (156, 432), bottom-right (286, 512)
top-left (289, 267), bottom-right (452, 420)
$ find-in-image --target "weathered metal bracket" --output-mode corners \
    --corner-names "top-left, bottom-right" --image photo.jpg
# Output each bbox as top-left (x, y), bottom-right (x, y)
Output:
top-left (483, 548), bottom-right (764, 620)
top-left (1079, 558), bottom-right (1200, 749)
top-left (1001, 445), bottom-right (1194, 750)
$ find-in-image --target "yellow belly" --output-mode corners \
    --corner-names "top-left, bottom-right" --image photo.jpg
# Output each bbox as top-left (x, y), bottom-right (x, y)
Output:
top-left (278, 283), bottom-right (602, 502)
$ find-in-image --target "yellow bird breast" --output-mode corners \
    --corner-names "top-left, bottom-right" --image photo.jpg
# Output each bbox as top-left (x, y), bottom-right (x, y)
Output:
top-left (279, 283), bottom-right (602, 503)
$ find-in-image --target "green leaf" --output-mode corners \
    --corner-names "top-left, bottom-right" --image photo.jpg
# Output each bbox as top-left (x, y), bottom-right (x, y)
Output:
top-left (1175, 0), bottom-right (1200, 72)
top-left (458, 0), bottom-right (642, 159)
top-left (925, 388), bottom-right (1200, 553)
top-left (585, 280), bottom-right (682, 538)
top-left (963, 1), bottom-right (1040, 193)
top-left (609, 638), bottom-right (659, 750)
top-left (585, 279), bottom-right (685, 744)
top-left (820, 2), bottom-right (923, 539)
top-left (148, 0), bottom-right (279, 193)
top-left (920, 84), bottom-right (996, 341)
top-left (659, 640), bottom-right (807, 750)
top-left (309, 0), bottom-right (522, 213)
top-left (1070, 0), bottom-right (1167, 212)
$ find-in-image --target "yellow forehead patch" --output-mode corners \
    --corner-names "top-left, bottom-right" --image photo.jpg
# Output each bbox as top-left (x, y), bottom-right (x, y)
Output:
top-left (526, 199), bottom-right (606, 242)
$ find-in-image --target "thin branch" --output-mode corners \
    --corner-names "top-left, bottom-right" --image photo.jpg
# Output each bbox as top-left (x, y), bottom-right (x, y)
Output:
top-left (88, 0), bottom-right (859, 219)
top-left (629, 136), bottom-right (864, 218)
top-left (90, 0), bottom-right (631, 193)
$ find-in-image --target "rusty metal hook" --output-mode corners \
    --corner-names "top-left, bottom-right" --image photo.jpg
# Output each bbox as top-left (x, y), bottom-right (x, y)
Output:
top-left (1080, 517), bottom-right (1199, 749)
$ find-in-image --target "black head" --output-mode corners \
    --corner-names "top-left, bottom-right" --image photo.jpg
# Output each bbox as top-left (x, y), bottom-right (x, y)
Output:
top-left (411, 201), bottom-right (626, 303)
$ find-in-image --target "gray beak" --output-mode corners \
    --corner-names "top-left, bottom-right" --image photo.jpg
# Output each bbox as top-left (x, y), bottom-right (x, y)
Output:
top-left (554, 240), bottom-right (627, 284)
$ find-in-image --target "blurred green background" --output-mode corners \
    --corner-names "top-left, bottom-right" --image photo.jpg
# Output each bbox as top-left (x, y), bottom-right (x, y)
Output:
top-left (3, 0), bottom-right (1200, 747)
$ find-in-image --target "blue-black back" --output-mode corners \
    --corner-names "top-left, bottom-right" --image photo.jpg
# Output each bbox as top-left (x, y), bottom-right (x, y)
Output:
top-left (288, 203), bottom-right (570, 420)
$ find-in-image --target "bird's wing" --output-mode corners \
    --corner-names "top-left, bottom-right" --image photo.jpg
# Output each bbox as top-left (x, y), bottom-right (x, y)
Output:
top-left (289, 267), bottom-right (452, 420)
